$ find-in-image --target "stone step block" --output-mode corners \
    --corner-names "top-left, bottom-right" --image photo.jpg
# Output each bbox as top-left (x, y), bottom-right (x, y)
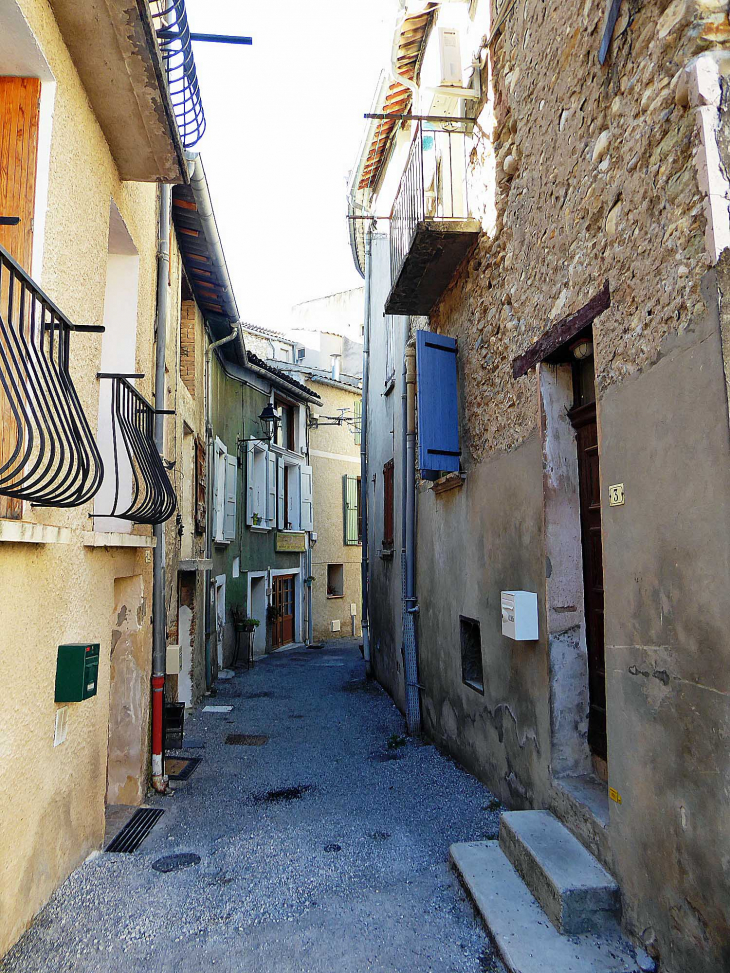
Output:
top-left (499, 809), bottom-right (620, 934)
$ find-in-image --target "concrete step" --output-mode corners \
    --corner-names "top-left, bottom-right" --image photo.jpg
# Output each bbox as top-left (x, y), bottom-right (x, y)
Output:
top-left (450, 841), bottom-right (641, 973)
top-left (499, 810), bottom-right (620, 934)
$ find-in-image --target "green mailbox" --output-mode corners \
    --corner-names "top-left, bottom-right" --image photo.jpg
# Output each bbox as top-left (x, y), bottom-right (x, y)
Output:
top-left (55, 644), bottom-right (100, 702)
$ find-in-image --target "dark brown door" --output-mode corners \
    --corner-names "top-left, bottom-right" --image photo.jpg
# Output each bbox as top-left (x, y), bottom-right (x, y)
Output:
top-left (272, 574), bottom-right (295, 648)
top-left (0, 77), bottom-right (41, 521)
top-left (570, 399), bottom-right (607, 761)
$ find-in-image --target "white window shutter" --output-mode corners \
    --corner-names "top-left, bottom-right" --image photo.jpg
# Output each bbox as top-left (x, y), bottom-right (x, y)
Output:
top-left (267, 449), bottom-right (277, 527)
top-left (277, 456), bottom-right (285, 529)
top-left (300, 465), bottom-right (313, 531)
top-left (246, 442), bottom-right (255, 526)
top-left (224, 454), bottom-right (237, 541)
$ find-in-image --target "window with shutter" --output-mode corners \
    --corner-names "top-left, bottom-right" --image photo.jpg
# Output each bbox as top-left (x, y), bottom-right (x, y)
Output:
top-left (277, 455), bottom-right (285, 529)
top-left (415, 330), bottom-right (460, 480)
top-left (224, 454), bottom-right (237, 541)
top-left (246, 441), bottom-right (255, 526)
top-left (214, 438), bottom-right (227, 541)
top-left (300, 465), bottom-right (313, 531)
top-left (344, 474), bottom-right (361, 545)
top-left (353, 398), bottom-right (362, 446)
top-left (383, 459), bottom-right (394, 549)
top-left (267, 450), bottom-right (277, 527)
top-left (194, 437), bottom-right (206, 535)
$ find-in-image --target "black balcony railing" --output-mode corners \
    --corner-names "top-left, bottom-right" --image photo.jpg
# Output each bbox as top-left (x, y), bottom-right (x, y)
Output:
top-left (0, 243), bottom-right (103, 508)
top-left (151, 0), bottom-right (206, 149)
top-left (390, 121), bottom-right (472, 285)
top-left (95, 374), bottom-right (176, 525)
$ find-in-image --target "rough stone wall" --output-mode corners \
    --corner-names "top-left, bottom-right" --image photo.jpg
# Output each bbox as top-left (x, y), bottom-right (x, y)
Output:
top-left (433, 0), bottom-right (730, 464)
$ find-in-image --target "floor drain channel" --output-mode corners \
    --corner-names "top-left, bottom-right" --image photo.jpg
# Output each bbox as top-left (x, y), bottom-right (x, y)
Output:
top-left (105, 808), bottom-right (164, 853)
top-left (225, 734), bottom-right (269, 746)
top-left (166, 757), bottom-right (202, 781)
top-left (152, 853), bottom-right (201, 873)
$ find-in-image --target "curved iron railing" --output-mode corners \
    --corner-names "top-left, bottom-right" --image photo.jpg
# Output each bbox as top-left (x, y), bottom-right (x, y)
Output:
top-left (95, 374), bottom-right (176, 525)
top-left (151, 0), bottom-right (206, 148)
top-left (0, 243), bottom-right (103, 507)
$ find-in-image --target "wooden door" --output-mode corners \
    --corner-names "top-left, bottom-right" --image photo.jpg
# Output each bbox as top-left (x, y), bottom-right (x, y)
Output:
top-left (272, 574), bottom-right (295, 648)
top-left (570, 400), bottom-right (607, 761)
top-left (0, 77), bottom-right (41, 520)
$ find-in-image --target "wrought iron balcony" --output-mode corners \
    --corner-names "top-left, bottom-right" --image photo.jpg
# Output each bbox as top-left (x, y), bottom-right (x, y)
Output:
top-left (0, 243), bottom-right (103, 509)
top-left (95, 374), bottom-right (176, 525)
top-left (150, 0), bottom-right (206, 149)
top-left (386, 121), bottom-right (480, 316)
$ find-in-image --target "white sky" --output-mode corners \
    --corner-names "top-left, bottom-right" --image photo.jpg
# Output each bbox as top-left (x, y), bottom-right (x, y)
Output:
top-left (187, 0), bottom-right (395, 331)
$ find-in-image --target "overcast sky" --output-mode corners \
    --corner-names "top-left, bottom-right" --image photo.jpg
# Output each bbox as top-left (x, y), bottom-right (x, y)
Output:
top-left (187, 0), bottom-right (394, 331)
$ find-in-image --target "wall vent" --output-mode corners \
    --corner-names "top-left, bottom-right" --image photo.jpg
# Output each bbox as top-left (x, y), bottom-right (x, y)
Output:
top-left (331, 620), bottom-right (341, 633)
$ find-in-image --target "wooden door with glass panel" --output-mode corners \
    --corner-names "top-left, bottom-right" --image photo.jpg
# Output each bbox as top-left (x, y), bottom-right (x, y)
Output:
top-left (271, 574), bottom-right (295, 648)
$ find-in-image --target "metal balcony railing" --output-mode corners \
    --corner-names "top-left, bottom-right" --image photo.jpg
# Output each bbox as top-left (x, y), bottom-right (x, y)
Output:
top-left (150, 0), bottom-right (206, 149)
top-left (389, 121), bottom-right (472, 286)
top-left (0, 243), bottom-right (103, 508)
top-left (95, 374), bottom-right (176, 525)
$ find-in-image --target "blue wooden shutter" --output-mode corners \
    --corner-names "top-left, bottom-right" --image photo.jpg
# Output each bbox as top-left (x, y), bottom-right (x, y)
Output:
top-left (416, 330), bottom-right (460, 479)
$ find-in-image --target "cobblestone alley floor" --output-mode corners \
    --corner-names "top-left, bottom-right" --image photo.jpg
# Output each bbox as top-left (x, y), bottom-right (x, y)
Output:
top-left (1, 640), bottom-right (506, 973)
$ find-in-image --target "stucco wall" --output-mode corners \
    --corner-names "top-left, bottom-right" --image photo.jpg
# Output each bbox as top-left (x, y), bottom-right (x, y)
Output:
top-left (309, 381), bottom-right (362, 641)
top-left (0, 0), bottom-right (161, 955)
top-left (366, 234), bottom-right (408, 710)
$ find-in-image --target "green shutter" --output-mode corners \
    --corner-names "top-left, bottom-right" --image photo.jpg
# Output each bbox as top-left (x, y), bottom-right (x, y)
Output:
top-left (344, 474), bottom-right (360, 545)
top-left (353, 398), bottom-right (362, 446)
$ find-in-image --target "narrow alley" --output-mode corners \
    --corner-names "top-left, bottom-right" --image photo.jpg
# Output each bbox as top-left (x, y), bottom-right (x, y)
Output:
top-left (1, 642), bottom-right (505, 973)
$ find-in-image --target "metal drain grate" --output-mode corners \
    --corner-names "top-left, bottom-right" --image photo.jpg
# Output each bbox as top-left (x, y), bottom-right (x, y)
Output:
top-left (105, 808), bottom-right (164, 853)
top-left (225, 734), bottom-right (269, 746)
top-left (166, 757), bottom-right (202, 781)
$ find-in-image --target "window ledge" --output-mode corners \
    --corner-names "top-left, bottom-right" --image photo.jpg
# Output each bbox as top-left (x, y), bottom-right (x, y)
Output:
top-left (249, 526), bottom-right (270, 534)
top-left (383, 375), bottom-right (396, 396)
top-left (379, 547), bottom-right (395, 560)
top-left (431, 472), bottom-right (466, 495)
top-left (83, 531), bottom-right (155, 549)
top-left (327, 594), bottom-right (345, 599)
top-left (0, 521), bottom-right (73, 545)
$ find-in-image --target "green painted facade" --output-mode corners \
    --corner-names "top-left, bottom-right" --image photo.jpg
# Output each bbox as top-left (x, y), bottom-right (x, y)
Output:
top-left (209, 357), bottom-right (302, 663)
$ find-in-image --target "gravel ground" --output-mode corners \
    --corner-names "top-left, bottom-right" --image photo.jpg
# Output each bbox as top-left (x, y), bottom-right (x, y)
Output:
top-left (2, 640), bottom-right (506, 973)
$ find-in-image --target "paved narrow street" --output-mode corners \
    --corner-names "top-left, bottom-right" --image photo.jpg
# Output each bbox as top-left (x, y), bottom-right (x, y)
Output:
top-left (2, 641), bottom-right (505, 973)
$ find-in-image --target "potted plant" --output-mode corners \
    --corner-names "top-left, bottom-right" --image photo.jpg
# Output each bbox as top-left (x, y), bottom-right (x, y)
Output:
top-left (252, 513), bottom-right (263, 526)
top-left (232, 607), bottom-right (260, 633)
top-left (267, 603), bottom-right (282, 621)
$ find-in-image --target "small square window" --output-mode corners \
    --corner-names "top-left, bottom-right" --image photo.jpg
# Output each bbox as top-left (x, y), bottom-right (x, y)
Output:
top-left (460, 616), bottom-right (483, 693)
top-left (327, 564), bottom-right (344, 598)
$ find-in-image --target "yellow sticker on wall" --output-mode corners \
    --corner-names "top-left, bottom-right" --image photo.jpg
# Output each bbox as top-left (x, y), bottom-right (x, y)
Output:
top-left (609, 787), bottom-right (622, 805)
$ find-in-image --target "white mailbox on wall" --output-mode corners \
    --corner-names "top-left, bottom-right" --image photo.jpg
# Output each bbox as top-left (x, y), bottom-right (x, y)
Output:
top-left (501, 591), bottom-right (538, 641)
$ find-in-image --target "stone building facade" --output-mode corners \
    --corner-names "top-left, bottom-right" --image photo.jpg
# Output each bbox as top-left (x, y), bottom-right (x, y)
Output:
top-left (350, 1), bottom-right (730, 969)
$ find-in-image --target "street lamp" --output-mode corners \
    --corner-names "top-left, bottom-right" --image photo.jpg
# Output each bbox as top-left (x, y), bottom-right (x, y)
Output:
top-left (258, 403), bottom-right (280, 442)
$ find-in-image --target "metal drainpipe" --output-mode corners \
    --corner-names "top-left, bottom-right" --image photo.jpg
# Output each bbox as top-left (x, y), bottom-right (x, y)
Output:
top-left (403, 344), bottom-right (421, 734)
top-left (151, 183), bottom-right (171, 794)
top-left (361, 227), bottom-right (373, 676)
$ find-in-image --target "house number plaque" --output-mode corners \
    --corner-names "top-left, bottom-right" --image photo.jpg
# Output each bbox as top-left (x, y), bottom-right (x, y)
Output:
top-left (608, 483), bottom-right (625, 506)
